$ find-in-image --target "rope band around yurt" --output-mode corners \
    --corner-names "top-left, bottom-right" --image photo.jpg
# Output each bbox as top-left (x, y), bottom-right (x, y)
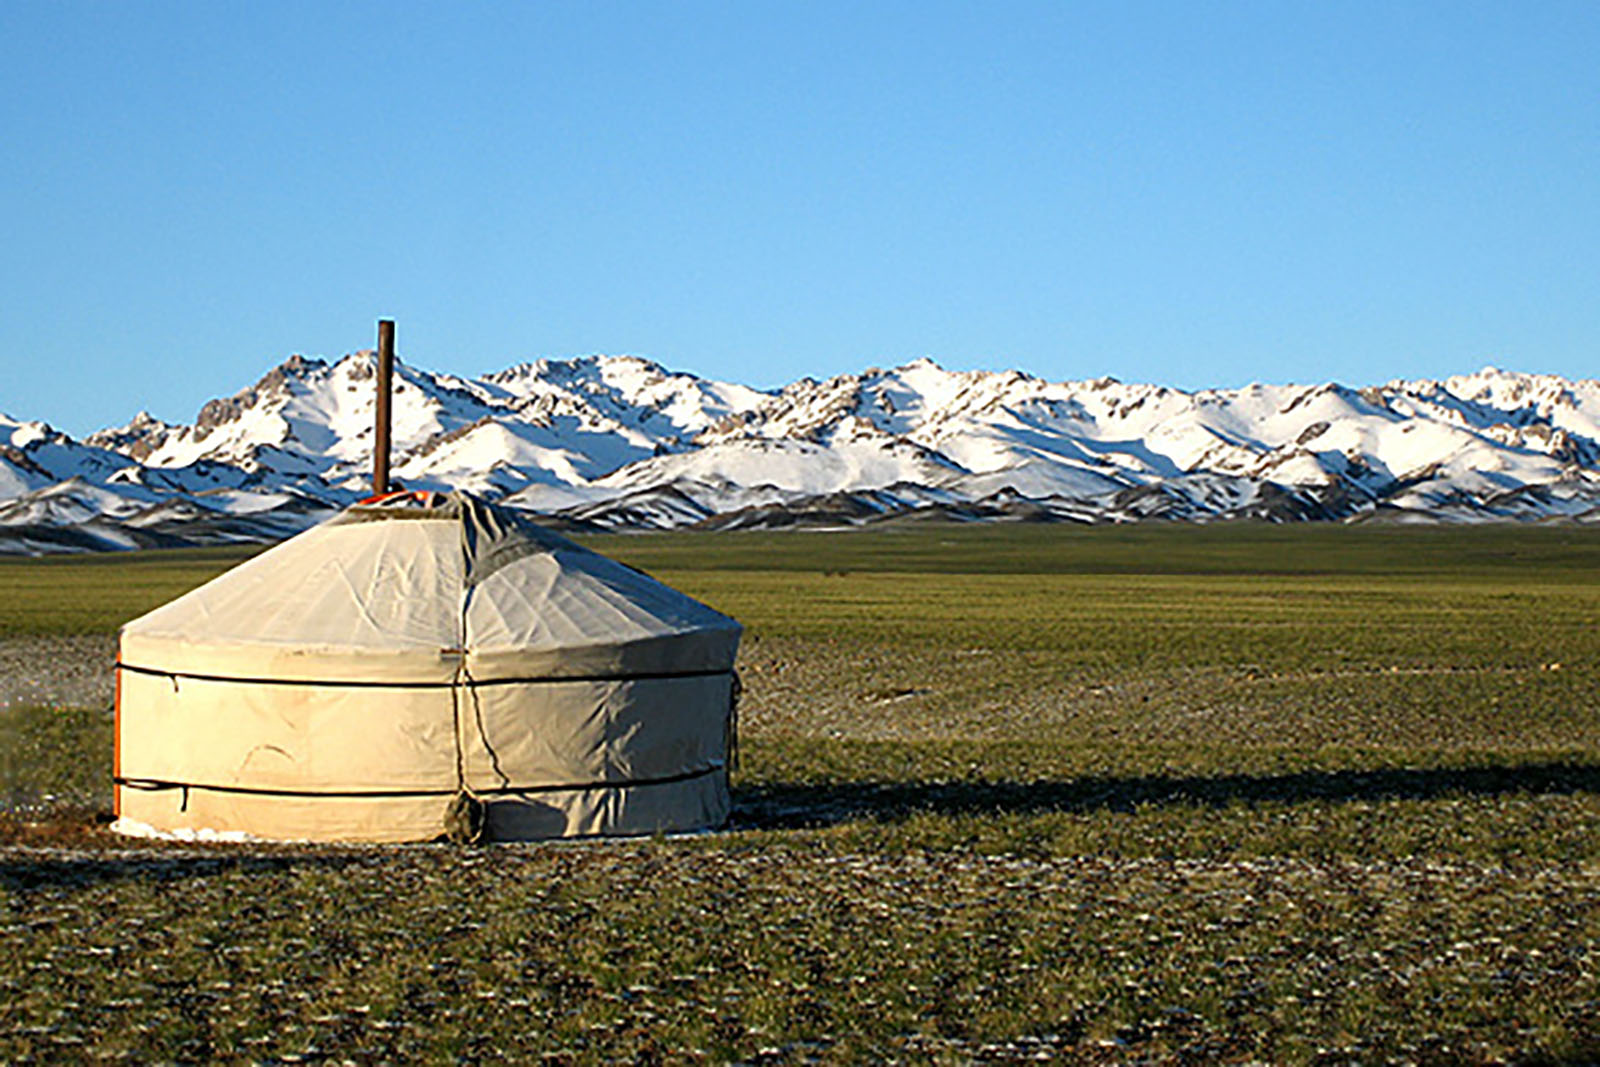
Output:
top-left (112, 763), bottom-right (726, 800)
top-left (114, 661), bottom-right (734, 689)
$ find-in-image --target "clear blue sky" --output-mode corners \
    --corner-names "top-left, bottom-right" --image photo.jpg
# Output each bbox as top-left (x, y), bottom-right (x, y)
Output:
top-left (3, 1), bottom-right (1596, 435)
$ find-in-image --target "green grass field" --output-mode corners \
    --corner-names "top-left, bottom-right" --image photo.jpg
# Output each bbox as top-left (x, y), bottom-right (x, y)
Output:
top-left (3, 524), bottom-right (1599, 1063)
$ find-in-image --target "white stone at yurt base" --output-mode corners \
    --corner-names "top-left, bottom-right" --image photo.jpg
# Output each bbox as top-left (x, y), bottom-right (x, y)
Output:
top-left (112, 491), bottom-right (741, 843)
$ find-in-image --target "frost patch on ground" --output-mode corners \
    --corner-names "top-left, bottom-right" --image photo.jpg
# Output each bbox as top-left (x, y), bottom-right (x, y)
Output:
top-left (109, 816), bottom-right (266, 843)
top-left (0, 634), bottom-right (116, 710)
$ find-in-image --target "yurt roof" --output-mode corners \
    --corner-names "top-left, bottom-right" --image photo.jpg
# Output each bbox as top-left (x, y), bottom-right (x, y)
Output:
top-left (120, 491), bottom-right (740, 684)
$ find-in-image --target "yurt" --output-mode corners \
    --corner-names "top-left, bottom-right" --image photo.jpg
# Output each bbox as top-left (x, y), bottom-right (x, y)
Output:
top-left (113, 490), bottom-right (742, 843)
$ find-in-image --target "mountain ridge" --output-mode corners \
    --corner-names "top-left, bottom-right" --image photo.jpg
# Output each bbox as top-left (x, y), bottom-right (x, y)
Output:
top-left (4, 355), bottom-right (1599, 553)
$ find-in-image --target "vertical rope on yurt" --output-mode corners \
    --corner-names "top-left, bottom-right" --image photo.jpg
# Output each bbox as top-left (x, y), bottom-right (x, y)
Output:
top-left (444, 650), bottom-right (485, 844)
top-left (444, 504), bottom-right (488, 844)
top-left (464, 659), bottom-right (511, 790)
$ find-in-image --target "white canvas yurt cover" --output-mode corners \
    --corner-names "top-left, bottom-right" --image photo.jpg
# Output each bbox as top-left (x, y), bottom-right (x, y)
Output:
top-left (113, 491), bottom-right (742, 843)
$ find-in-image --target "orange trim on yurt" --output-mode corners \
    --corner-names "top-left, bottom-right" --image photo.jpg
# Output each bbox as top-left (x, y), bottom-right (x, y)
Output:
top-left (356, 488), bottom-right (448, 507)
top-left (112, 661), bottom-right (122, 816)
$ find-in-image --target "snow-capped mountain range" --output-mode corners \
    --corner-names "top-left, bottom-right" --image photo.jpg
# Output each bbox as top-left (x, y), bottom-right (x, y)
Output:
top-left (4, 353), bottom-right (1599, 552)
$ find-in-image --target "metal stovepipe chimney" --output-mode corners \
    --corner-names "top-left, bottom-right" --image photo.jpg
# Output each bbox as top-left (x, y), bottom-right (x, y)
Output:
top-left (373, 319), bottom-right (395, 496)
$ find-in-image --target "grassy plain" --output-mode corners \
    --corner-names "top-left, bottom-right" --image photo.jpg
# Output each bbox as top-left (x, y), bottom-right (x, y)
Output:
top-left (2, 523), bottom-right (1599, 1063)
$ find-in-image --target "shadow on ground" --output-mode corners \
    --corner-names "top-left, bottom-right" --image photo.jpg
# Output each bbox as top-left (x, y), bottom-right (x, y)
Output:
top-left (731, 762), bottom-right (1600, 830)
top-left (5, 763), bottom-right (1597, 890)
top-left (0, 850), bottom-right (381, 893)
top-left (0, 807), bottom-right (386, 892)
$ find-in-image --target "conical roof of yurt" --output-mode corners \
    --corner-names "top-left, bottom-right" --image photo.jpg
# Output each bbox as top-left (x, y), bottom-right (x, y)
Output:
top-left (114, 489), bottom-right (742, 843)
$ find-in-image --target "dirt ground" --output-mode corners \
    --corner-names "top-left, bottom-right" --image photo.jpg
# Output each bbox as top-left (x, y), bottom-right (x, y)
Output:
top-left (0, 636), bottom-right (116, 713)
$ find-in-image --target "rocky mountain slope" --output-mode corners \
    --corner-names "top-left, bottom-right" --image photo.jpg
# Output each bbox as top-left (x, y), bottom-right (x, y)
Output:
top-left (3, 353), bottom-right (1598, 552)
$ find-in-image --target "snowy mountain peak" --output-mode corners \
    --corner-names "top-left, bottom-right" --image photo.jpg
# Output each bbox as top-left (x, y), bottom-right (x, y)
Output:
top-left (2, 413), bottom-right (60, 449)
top-left (85, 410), bottom-right (176, 462)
